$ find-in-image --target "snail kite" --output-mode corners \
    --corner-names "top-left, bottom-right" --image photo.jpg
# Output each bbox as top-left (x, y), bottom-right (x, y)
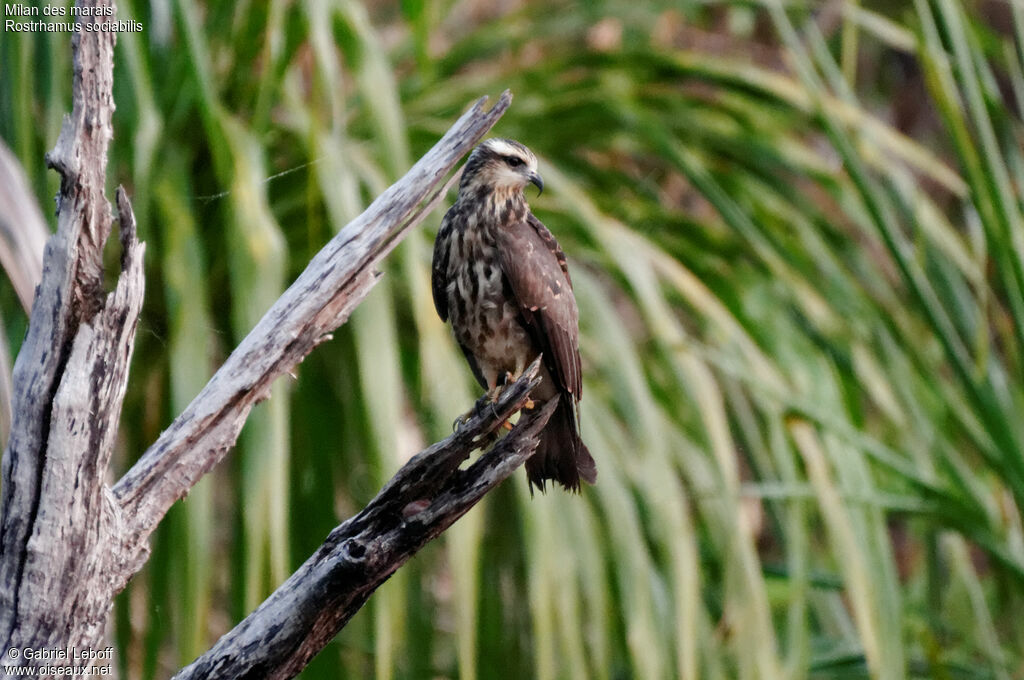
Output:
top-left (431, 138), bottom-right (597, 492)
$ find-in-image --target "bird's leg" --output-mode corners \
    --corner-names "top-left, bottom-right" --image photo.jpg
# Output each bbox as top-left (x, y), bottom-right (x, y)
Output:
top-left (506, 366), bottom-right (535, 410)
top-left (494, 368), bottom-right (540, 423)
top-left (492, 372), bottom-right (512, 430)
top-left (452, 370), bottom-right (532, 435)
top-left (486, 371), bottom-right (512, 402)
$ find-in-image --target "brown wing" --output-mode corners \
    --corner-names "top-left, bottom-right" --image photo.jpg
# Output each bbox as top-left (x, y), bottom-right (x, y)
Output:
top-left (497, 213), bottom-right (582, 398)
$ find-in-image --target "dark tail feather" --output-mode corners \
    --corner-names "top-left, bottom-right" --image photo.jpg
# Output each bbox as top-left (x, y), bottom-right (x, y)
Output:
top-left (526, 396), bottom-right (597, 494)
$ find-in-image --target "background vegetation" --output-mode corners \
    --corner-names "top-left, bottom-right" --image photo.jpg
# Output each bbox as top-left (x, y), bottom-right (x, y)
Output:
top-left (2, 0), bottom-right (1024, 678)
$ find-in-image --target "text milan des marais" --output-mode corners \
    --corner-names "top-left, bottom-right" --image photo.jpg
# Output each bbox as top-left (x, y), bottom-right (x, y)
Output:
top-left (5, 3), bottom-right (142, 33)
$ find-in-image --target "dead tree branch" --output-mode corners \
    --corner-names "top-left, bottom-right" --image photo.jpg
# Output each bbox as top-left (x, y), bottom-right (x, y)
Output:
top-left (0, 0), bottom-right (515, 667)
top-left (0, 141), bottom-right (48, 314)
top-left (0, 140), bottom-right (49, 443)
top-left (0, 1), bottom-right (140, 652)
top-left (175, 362), bottom-right (553, 680)
top-left (110, 87), bottom-right (511, 585)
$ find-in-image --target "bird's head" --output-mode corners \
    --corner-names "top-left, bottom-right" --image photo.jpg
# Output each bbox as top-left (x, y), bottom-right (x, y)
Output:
top-left (459, 138), bottom-right (544, 198)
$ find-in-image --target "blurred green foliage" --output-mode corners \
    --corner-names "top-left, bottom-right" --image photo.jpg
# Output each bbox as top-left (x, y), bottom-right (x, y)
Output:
top-left (2, 0), bottom-right (1024, 678)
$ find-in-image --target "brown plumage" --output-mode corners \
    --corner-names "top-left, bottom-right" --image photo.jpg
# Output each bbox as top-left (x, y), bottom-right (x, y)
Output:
top-left (431, 138), bottom-right (597, 492)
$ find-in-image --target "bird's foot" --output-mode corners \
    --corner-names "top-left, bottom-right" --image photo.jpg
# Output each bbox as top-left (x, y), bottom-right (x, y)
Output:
top-left (452, 390), bottom-right (505, 433)
top-left (451, 409), bottom-right (472, 432)
top-left (487, 375), bottom-right (512, 403)
top-left (453, 373), bottom-right (531, 434)
top-left (488, 395), bottom-right (510, 430)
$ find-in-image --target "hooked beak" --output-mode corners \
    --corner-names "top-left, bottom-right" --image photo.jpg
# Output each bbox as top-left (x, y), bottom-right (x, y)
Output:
top-left (528, 171), bottom-right (544, 195)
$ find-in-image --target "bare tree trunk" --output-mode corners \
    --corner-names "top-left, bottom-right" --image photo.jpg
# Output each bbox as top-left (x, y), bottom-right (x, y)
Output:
top-left (0, 1), bottom-right (520, 675)
top-left (0, 0), bottom-right (141, 652)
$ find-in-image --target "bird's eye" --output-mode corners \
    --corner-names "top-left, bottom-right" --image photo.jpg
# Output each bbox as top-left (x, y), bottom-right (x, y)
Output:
top-left (505, 156), bottom-right (524, 168)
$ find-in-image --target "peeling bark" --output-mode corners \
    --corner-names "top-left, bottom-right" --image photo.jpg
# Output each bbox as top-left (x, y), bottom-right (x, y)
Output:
top-left (0, 1), bottom-right (133, 653)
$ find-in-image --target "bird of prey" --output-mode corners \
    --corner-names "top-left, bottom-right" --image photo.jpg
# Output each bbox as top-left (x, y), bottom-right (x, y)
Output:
top-left (431, 138), bottom-right (597, 492)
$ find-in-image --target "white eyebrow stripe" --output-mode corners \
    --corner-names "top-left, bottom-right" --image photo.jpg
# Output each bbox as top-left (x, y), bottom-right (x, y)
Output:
top-left (485, 139), bottom-right (520, 158)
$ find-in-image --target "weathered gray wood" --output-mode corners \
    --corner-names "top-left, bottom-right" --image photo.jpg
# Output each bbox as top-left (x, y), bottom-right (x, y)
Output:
top-left (0, 0), bottom-right (133, 654)
top-left (175, 362), bottom-right (553, 680)
top-left (0, 141), bottom-right (48, 313)
top-left (12, 189), bottom-right (144, 651)
top-left (0, 0), bottom-right (520, 670)
top-left (110, 89), bottom-right (512, 585)
top-left (0, 140), bottom-right (48, 443)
